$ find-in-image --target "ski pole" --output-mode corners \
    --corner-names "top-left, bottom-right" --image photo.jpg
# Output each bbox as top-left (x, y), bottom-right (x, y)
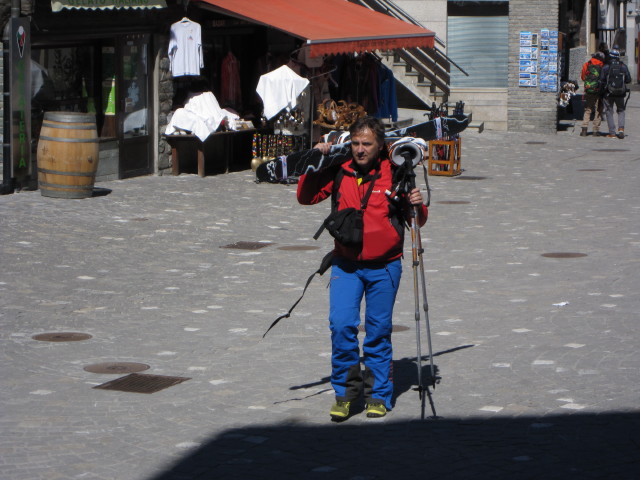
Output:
top-left (399, 152), bottom-right (439, 418)
top-left (414, 210), bottom-right (436, 386)
top-left (401, 157), bottom-right (438, 394)
top-left (409, 209), bottom-right (424, 397)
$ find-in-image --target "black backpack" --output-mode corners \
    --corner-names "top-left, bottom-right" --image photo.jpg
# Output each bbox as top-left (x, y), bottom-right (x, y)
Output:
top-left (606, 60), bottom-right (627, 97)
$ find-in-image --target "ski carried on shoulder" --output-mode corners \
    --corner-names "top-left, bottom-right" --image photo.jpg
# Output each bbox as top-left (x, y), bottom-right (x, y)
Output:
top-left (255, 115), bottom-right (469, 183)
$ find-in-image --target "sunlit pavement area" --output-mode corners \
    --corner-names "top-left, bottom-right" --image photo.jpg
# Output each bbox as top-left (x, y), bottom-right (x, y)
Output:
top-left (1, 94), bottom-right (639, 479)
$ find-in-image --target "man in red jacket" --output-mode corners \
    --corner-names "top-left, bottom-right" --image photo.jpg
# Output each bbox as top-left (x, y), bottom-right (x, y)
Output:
top-left (297, 116), bottom-right (427, 420)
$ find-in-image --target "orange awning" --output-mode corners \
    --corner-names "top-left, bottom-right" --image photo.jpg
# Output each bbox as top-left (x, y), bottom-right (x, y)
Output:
top-left (196, 0), bottom-right (435, 57)
top-left (52, 0), bottom-right (166, 12)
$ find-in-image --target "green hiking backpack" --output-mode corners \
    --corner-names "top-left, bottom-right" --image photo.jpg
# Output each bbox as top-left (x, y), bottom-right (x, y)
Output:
top-left (583, 61), bottom-right (602, 94)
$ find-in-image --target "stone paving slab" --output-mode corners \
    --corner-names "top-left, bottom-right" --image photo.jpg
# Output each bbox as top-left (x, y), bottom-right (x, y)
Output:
top-left (1, 98), bottom-right (639, 479)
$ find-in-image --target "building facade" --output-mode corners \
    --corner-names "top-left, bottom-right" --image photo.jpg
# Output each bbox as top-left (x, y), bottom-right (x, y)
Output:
top-left (2, 0), bottom-right (638, 193)
top-left (393, 0), bottom-right (637, 132)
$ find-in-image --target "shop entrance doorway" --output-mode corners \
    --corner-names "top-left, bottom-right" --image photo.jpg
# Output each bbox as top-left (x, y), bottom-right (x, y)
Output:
top-left (31, 32), bottom-right (154, 181)
top-left (119, 34), bottom-right (152, 178)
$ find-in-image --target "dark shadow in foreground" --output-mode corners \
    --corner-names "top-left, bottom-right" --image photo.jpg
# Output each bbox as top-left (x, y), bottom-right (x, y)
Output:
top-left (148, 410), bottom-right (640, 479)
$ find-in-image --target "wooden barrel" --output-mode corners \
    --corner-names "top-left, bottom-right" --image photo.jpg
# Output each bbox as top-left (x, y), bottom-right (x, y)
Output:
top-left (37, 112), bottom-right (99, 199)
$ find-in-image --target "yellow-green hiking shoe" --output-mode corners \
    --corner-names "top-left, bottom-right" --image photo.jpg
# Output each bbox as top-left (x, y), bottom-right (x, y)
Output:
top-left (366, 402), bottom-right (387, 418)
top-left (330, 400), bottom-right (351, 421)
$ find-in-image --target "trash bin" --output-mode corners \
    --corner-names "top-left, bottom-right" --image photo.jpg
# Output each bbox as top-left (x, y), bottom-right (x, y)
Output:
top-left (37, 112), bottom-right (99, 199)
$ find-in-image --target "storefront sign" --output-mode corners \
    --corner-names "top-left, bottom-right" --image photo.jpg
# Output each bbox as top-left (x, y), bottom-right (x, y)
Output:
top-left (9, 18), bottom-right (31, 178)
top-left (51, 0), bottom-right (167, 12)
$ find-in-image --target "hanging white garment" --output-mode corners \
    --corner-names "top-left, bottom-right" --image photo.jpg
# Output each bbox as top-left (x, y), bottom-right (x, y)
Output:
top-left (169, 18), bottom-right (204, 77)
top-left (165, 91), bottom-right (239, 142)
top-left (256, 65), bottom-right (310, 120)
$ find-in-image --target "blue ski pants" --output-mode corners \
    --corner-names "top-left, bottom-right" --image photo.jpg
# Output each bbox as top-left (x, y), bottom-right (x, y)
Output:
top-left (329, 257), bottom-right (402, 410)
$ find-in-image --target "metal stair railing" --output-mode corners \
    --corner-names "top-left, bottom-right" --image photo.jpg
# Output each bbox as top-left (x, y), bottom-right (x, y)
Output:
top-left (349, 0), bottom-right (469, 99)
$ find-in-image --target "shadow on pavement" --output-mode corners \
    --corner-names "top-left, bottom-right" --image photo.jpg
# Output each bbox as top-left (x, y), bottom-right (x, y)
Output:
top-left (281, 344), bottom-right (476, 419)
top-left (92, 187), bottom-right (113, 197)
top-left (148, 410), bottom-right (640, 479)
top-left (148, 347), bottom-right (638, 479)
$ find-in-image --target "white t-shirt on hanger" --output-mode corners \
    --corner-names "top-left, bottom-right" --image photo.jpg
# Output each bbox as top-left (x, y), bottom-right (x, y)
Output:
top-left (169, 18), bottom-right (204, 77)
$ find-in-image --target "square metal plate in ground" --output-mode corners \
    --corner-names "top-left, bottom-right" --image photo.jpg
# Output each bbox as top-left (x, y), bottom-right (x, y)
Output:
top-left (220, 241), bottom-right (272, 250)
top-left (93, 373), bottom-right (190, 394)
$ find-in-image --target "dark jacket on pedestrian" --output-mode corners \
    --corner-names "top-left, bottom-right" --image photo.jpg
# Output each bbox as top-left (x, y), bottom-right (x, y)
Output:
top-left (601, 61), bottom-right (631, 97)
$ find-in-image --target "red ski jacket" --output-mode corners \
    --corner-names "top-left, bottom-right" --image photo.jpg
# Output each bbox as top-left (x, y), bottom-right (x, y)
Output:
top-left (297, 157), bottom-right (428, 262)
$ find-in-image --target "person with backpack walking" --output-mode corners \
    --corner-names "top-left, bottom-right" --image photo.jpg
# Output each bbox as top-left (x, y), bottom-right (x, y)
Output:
top-left (601, 49), bottom-right (631, 139)
top-left (598, 42), bottom-right (611, 66)
top-left (580, 52), bottom-right (605, 136)
top-left (297, 116), bottom-right (427, 420)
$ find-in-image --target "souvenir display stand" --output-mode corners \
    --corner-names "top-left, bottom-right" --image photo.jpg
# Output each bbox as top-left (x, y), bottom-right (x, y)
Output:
top-left (250, 65), bottom-right (310, 171)
top-left (162, 14), bottom-right (408, 178)
top-left (166, 127), bottom-right (261, 177)
top-left (164, 16), bottom-right (272, 176)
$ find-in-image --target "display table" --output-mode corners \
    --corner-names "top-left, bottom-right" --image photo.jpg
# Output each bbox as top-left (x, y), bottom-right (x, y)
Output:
top-left (164, 128), bottom-right (262, 177)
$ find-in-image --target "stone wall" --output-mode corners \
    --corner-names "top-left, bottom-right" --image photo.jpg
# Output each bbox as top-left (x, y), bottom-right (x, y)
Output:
top-left (568, 45), bottom-right (587, 84)
top-left (395, 0), bottom-right (447, 42)
top-left (508, 0), bottom-right (560, 134)
top-left (157, 34), bottom-right (173, 175)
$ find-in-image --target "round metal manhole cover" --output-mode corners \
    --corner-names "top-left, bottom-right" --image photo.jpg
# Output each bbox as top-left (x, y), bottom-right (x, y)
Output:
top-left (277, 245), bottom-right (320, 251)
top-left (358, 325), bottom-right (410, 333)
top-left (577, 169), bottom-right (605, 172)
top-left (436, 200), bottom-right (471, 205)
top-left (454, 176), bottom-right (487, 181)
top-left (84, 362), bottom-right (150, 374)
top-left (32, 332), bottom-right (93, 342)
top-left (541, 252), bottom-right (588, 258)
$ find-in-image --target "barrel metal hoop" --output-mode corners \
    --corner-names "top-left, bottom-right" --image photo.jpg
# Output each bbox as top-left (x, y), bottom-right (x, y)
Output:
top-left (42, 122), bottom-right (96, 131)
top-left (38, 167), bottom-right (96, 177)
top-left (43, 112), bottom-right (96, 123)
top-left (39, 181), bottom-right (93, 190)
top-left (39, 135), bottom-right (98, 143)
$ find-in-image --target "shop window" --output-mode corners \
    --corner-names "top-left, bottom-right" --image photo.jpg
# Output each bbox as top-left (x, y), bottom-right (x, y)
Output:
top-left (31, 41), bottom-right (116, 138)
top-left (121, 41), bottom-right (148, 138)
top-left (101, 45), bottom-right (117, 137)
top-left (31, 46), bottom-right (93, 112)
top-left (447, 5), bottom-right (509, 88)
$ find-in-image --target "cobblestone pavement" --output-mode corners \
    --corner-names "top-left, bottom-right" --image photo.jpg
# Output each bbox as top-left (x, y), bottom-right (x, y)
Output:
top-left (1, 96), bottom-right (639, 480)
